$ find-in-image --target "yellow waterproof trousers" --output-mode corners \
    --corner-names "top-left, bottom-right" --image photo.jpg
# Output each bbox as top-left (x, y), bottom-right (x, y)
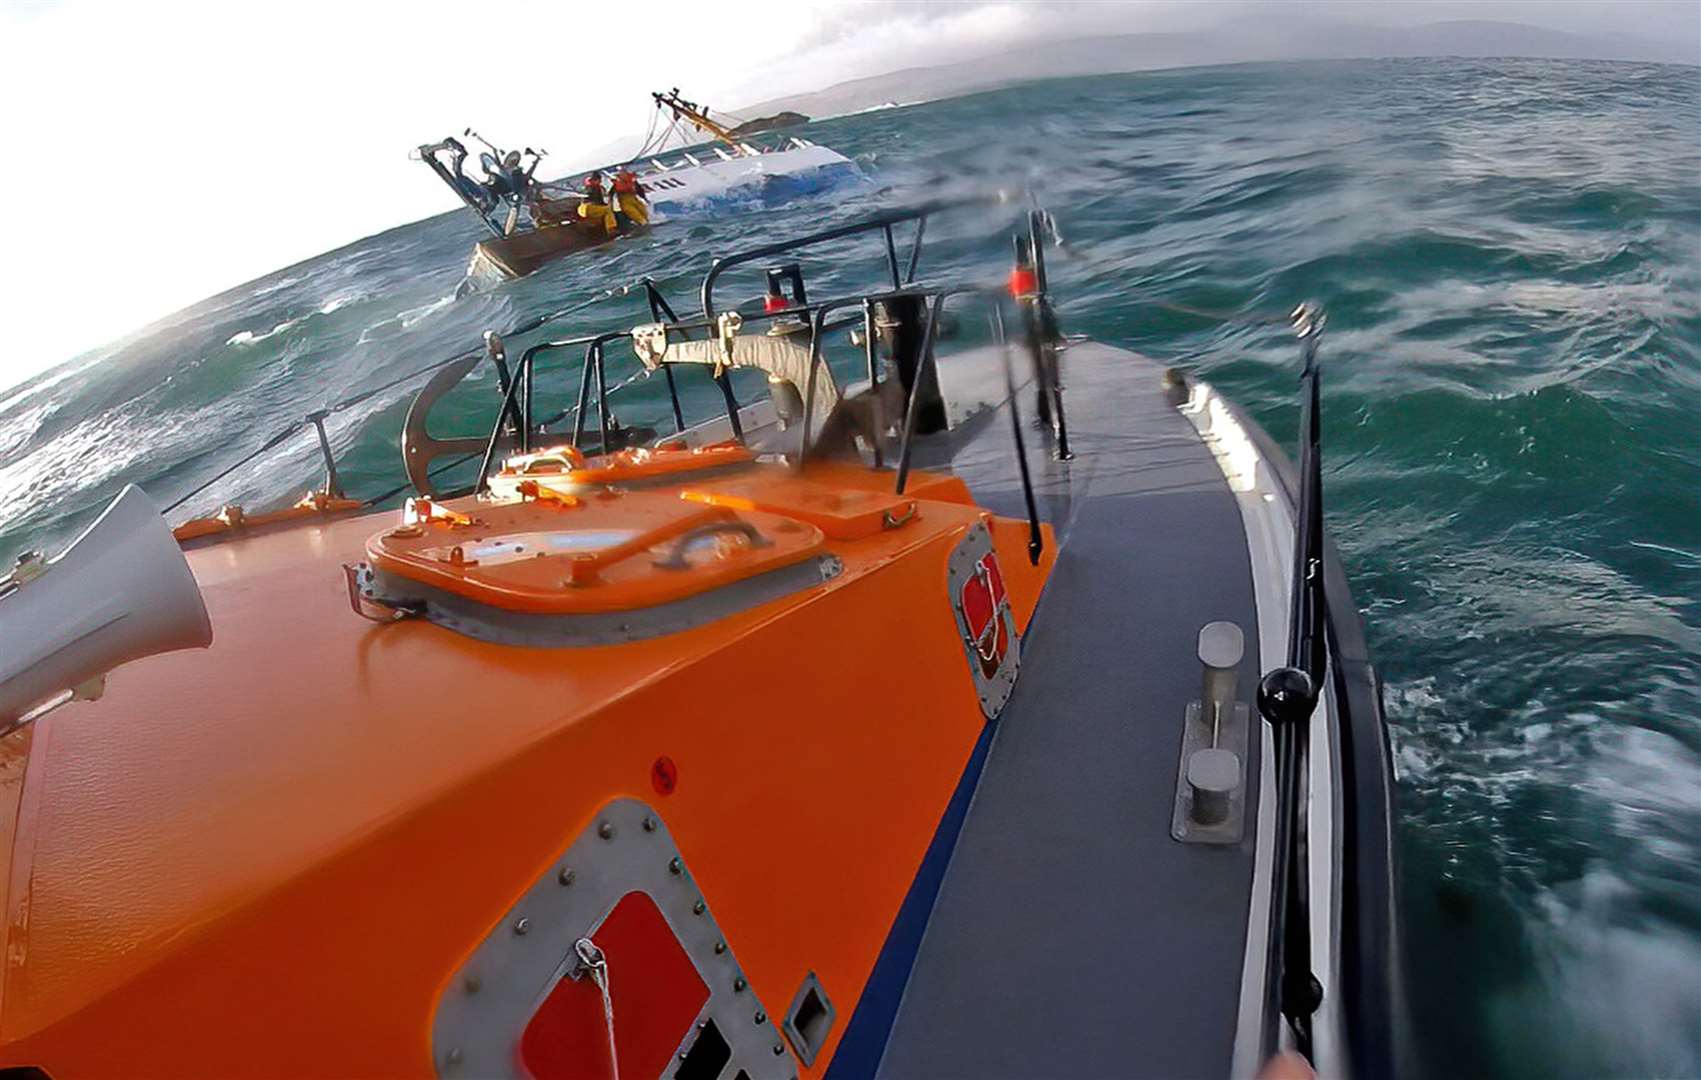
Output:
top-left (578, 201), bottom-right (617, 236)
top-left (616, 192), bottom-right (650, 227)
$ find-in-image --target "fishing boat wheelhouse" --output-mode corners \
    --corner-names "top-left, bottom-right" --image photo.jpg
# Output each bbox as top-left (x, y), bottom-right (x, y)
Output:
top-left (0, 200), bottom-right (1403, 1078)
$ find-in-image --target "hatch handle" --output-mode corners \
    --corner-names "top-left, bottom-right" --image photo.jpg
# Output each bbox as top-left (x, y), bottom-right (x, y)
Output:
top-left (566, 505), bottom-right (737, 586)
top-left (651, 520), bottom-right (773, 571)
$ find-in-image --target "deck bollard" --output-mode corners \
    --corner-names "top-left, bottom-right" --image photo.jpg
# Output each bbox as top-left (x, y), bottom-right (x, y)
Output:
top-left (1198, 620), bottom-right (1244, 713)
top-left (1181, 620), bottom-right (1247, 832)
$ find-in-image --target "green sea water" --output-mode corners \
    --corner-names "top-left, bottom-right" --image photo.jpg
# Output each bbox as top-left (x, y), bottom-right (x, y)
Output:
top-left (1, 57), bottom-right (1697, 1078)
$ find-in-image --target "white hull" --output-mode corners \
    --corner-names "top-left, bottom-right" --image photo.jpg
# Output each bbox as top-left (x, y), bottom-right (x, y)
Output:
top-left (635, 141), bottom-right (858, 216)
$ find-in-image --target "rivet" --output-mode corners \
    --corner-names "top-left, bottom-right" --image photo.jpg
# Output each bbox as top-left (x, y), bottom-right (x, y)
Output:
top-left (754, 1011), bottom-right (767, 1025)
top-left (693, 899), bottom-right (706, 916)
top-left (445, 1047), bottom-right (463, 1066)
top-left (668, 857), bottom-right (683, 875)
top-left (733, 975), bottom-right (748, 993)
top-left (464, 974), bottom-right (482, 994)
top-left (514, 917), bottom-right (531, 936)
top-left (773, 1042), bottom-right (786, 1055)
top-left (558, 867), bottom-right (575, 886)
top-left (698, 1020), bottom-right (708, 1030)
top-left (714, 940), bottom-right (727, 955)
top-left (643, 816), bottom-right (657, 832)
top-left (678, 1051), bottom-right (689, 1062)
top-left (598, 820), bottom-right (615, 840)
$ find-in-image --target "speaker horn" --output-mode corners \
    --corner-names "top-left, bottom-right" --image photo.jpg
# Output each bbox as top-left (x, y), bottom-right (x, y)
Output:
top-left (0, 485), bottom-right (212, 727)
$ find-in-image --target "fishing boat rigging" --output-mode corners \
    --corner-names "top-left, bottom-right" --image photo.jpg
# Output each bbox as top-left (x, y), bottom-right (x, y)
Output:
top-left (0, 197), bottom-right (1404, 1079)
top-left (650, 88), bottom-right (755, 154)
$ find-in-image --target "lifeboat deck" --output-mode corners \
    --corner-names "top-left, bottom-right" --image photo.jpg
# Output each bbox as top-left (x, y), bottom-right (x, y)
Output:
top-left (826, 342), bottom-right (1268, 1079)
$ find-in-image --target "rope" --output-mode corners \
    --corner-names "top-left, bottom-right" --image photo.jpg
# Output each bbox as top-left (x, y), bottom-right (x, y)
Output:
top-left (593, 957), bottom-right (618, 1080)
top-left (326, 348), bottom-right (480, 416)
top-left (162, 422), bottom-right (304, 514)
top-left (1153, 300), bottom-right (1292, 326)
top-left (632, 106), bottom-right (664, 161)
top-left (361, 452), bottom-right (479, 509)
top-left (705, 100), bottom-right (751, 126)
top-left (643, 117), bottom-right (689, 159)
top-left (572, 938), bottom-right (619, 1080)
top-left (1042, 239), bottom-right (1297, 329)
top-left (540, 362), bottom-right (652, 430)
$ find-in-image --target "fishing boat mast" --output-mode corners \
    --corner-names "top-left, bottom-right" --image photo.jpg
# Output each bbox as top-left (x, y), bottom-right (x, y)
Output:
top-left (652, 89), bottom-right (751, 155)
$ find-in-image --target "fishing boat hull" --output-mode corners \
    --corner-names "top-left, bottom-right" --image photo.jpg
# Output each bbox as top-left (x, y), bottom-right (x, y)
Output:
top-left (469, 219), bottom-right (640, 280)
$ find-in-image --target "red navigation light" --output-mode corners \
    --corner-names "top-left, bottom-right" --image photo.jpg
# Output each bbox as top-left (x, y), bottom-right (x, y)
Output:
top-left (763, 293), bottom-right (788, 315)
top-left (651, 755), bottom-right (678, 795)
top-left (1008, 266), bottom-right (1038, 298)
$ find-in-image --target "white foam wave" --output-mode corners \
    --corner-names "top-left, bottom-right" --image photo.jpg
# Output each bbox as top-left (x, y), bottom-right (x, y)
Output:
top-left (399, 293), bottom-right (454, 329)
top-left (250, 274), bottom-right (302, 299)
top-left (226, 315), bottom-right (305, 347)
top-left (225, 291), bottom-right (368, 347)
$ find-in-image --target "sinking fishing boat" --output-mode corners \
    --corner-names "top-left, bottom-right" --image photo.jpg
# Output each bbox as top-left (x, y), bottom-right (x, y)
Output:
top-left (0, 199), bottom-right (1402, 1078)
top-left (420, 93), bottom-right (855, 283)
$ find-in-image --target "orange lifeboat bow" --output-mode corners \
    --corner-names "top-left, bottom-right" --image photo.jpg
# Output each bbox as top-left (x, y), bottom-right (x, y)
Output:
top-left (0, 445), bottom-right (1054, 1078)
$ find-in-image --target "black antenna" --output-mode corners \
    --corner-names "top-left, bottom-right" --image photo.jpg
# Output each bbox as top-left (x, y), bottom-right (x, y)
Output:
top-left (1257, 301), bottom-right (1329, 1062)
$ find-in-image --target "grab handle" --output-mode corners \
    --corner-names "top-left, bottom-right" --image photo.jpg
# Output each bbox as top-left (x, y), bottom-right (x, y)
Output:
top-left (652, 521), bottom-right (772, 571)
top-left (566, 506), bottom-right (736, 586)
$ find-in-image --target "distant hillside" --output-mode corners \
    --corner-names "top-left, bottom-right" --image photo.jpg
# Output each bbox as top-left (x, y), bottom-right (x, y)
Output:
top-left (737, 17), bottom-right (1696, 119)
top-left (731, 111), bottom-right (809, 136)
top-left (555, 16), bottom-right (1692, 176)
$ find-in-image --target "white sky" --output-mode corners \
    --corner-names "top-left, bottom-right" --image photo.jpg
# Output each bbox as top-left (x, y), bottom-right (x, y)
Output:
top-left (0, 0), bottom-right (1691, 392)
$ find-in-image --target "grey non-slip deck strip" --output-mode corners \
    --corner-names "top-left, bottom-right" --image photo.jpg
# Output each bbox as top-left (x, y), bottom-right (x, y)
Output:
top-left (877, 344), bottom-right (1264, 1079)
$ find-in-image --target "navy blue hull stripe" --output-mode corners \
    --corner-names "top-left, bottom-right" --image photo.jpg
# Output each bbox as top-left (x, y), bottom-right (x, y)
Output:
top-left (824, 716), bottom-right (1001, 1079)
